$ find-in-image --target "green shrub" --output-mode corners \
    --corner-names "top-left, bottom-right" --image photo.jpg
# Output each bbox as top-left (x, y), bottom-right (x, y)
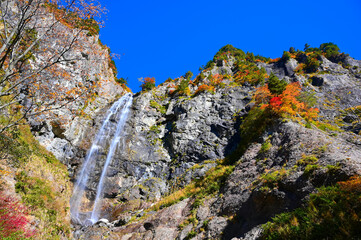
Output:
top-left (184, 71), bottom-right (193, 80)
top-left (304, 57), bottom-right (320, 73)
top-left (261, 178), bottom-right (361, 239)
top-left (297, 155), bottom-right (318, 166)
top-left (176, 79), bottom-right (190, 96)
top-left (140, 77), bottom-right (156, 92)
top-left (259, 139), bottom-right (272, 154)
top-left (149, 100), bottom-right (166, 114)
top-left (320, 42), bottom-right (340, 62)
top-left (258, 168), bottom-right (289, 190)
top-left (304, 164), bottom-right (320, 176)
top-left (281, 51), bottom-right (291, 62)
top-left (268, 73), bottom-right (287, 95)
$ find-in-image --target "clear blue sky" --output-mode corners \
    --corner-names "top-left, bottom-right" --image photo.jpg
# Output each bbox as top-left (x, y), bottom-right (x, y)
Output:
top-left (98, 0), bottom-right (361, 93)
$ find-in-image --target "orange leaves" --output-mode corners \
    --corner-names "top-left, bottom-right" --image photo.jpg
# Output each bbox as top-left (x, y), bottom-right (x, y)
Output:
top-left (269, 57), bottom-right (281, 63)
top-left (194, 84), bottom-right (215, 95)
top-left (255, 82), bottom-right (319, 121)
top-left (255, 85), bottom-right (272, 106)
top-left (45, 0), bottom-right (105, 35)
top-left (140, 77), bottom-right (156, 91)
top-left (338, 176), bottom-right (361, 193)
top-left (209, 74), bottom-right (224, 86)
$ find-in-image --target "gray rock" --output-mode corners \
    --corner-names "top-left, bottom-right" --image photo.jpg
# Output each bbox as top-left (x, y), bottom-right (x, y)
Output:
top-left (178, 224), bottom-right (193, 240)
top-left (206, 217), bottom-right (228, 239)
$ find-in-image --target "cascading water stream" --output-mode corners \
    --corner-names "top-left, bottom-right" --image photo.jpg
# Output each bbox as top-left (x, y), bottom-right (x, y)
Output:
top-left (90, 95), bottom-right (132, 223)
top-left (70, 93), bottom-right (133, 226)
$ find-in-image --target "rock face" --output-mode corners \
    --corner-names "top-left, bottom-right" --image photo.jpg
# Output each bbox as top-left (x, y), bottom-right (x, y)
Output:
top-left (26, 14), bottom-right (126, 175)
top-left (77, 51), bottom-right (361, 240)
top-left (23, 39), bottom-right (361, 239)
top-left (95, 84), bottom-right (253, 205)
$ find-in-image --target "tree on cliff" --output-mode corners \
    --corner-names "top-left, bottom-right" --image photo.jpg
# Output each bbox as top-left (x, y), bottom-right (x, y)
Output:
top-left (0, 0), bottom-right (106, 133)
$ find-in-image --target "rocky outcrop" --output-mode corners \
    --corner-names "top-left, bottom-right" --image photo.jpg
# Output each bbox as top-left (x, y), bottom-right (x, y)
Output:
top-left (22, 41), bottom-right (358, 239)
top-left (84, 51), bottom-right (361, 239)
top-left (27, 17), bottom-right (126, 172)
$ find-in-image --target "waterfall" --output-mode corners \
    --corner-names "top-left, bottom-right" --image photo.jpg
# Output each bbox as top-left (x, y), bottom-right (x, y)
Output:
top-left (70, 93), bottom-right (133, 226)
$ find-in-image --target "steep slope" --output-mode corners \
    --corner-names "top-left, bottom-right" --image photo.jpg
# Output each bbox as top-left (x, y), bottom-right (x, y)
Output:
top-left (0, 3), bottom-right (128, 238)
top-left (73, 44), bottom-right (361, 239)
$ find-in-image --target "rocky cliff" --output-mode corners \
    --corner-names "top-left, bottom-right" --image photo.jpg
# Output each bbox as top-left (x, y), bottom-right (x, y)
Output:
top-left (70, 45), bottom-right (361, 239)
top-left (0, 2), bottom-right (127, 238)
top-left (2, 22), bottom-right (361, 238)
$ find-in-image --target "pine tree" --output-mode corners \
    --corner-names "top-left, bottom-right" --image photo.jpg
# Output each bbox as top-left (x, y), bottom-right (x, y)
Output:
top-left (268, 73), bottom-right (287, 95)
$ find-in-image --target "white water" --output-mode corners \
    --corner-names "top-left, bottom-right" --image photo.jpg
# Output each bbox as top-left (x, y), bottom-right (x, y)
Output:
top-left (70, 93), bottom-right (133, 225)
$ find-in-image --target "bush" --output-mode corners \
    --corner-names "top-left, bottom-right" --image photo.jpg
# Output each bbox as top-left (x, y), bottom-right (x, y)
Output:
top-left (304, 57), bottom-right (320, 73)
top-left (0, 193), bottom-right (36, 239)
top-left (261, 177), bottom-right (361, 239)
top-left (281, 51), bottom-right (291, 62)
top-left (194, 84), bottom-right (214, 96)
top-left (267, 73), bottom-right (287, 95)
top-left (233, 61), bottom-right (267, 86)
top-left (255, 82), bottom-right (319, 121)
top-left (320, 42), bottom-right (340, 62)
top-left (204, 44), bottom-right (246, 69)
top-left (140, 77), bottom-right (155, 92)
top-left (184, 71), bottom-right (193, 80)
top-left (176, 79), bottom-right (190, 96)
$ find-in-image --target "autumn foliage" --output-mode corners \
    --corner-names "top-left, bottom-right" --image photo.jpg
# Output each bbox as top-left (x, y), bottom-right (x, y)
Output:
top-left (45, 0), bottom-right (105, 36)
top-left (262, 176), bottom-right (361, 239)
top-left (140, 77), bottom-right (156, 91)
top-left (0, 193), bottom-right (36, 239)
top-left (194, 84), bottom-right (215, 95)
top-left (255, 82), bottom-right (319, 120)
top-left (233, 62), bottom-right (268, 85)
top-left (0, 0), bottom-right (108, 132)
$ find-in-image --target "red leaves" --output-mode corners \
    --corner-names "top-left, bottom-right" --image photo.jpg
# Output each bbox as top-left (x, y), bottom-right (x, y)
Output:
top-left (0, 193), bottom-right (36, 239)
top-left (269, 96), bottom-right (282, 109)
top-left (255, 82), bottom-right (319, 120)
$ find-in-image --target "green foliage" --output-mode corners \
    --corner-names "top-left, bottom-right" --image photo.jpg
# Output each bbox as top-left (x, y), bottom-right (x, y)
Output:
top-left (297, 91), bottom-right (317, 107)
top-left (185, 231), bottom-right (197, 240)
top-left (289, 47), bottom-right (296, 53)
top-left (149, 124), bottom-right (161, 134)
top-left (140, 77), bottom-right (156, 92)
top-left (115, 77), bottom-right (127, 85)
top-left (246, 52), bottom-right (255, 62)
top-left (184, 71), bottom-right (194, 80)
top-left (255, 54), bottom-right (271, 62)
top-left (304, 43), bottom-right (310, 51)
top-left (149, 100), bottom-right (166, 114)
top-left (261, 179), bottom-right (361, 240)
top-left (15, 172), bottom-right (54, 208)
top-left (176, 79), bottom-right (190, 96)
top-left (259, 139), bottom-right (272, 154)
top-left (233, 60), bottom-right (267, 86)
top-left (296, 155), bottom-right (318, 166)
top-left (218, 44), bottom-right (246, 60)
top-left (225, 107), bottom-right (274, 165)
top-left (268, 73), bottom-right (287, 95)
top-left (281, 51), bottom-right (291, 62)
top-left (257, 168), bottom-right (290, 190)
top-left (304, 164), bottom-right (320, 176)
top-left (320, 42), bottom-right (340, 62)
top-left (205, 44), bottom-right (246, 69)
top-left (0, 124), bottom-right (70, 238)
top-left (304, 57), bottom-right (320, 73)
